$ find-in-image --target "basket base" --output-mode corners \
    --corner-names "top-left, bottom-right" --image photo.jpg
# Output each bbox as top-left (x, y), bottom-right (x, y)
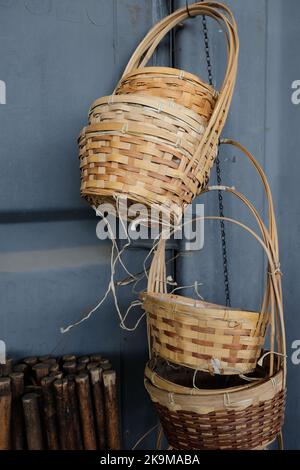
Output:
top-left (152, 388), bottom-right (285, 451)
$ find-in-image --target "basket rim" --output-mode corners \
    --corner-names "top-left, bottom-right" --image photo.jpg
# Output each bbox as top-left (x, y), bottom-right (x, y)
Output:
top-left (88, 93), bottom-right (206, 127)
top-left (144, 367), bottom-right (284, 411)
top-left (144, 362), bottom-right (264, 396)
top-left (119, 66), bottom-right (218, 95)
top-left (142, 291), bottom-right (260, 318)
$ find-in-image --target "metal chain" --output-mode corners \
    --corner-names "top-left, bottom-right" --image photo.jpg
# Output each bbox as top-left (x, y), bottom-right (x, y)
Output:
top-left (200, 4), bottom-right (231, 307)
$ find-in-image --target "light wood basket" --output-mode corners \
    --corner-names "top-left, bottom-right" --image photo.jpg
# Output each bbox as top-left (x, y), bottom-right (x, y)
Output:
top-left (78, 2), bottom-right (239, 222)
top-left (79, 94), bottom-right (206, 222)
top-left (143, 141), bottom-right (286, 376)
top-left (143, 292), bottom-right (265, 375)
top-left (145, 367), bottom-right (286, 450)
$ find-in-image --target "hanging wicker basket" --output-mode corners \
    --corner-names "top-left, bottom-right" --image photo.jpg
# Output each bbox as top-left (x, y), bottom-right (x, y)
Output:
top-left (142, 140), bottom-right (284, 375)
top-left (142, 223), bottom-right (271, 375)
top-left (143, 142), bottom-right (285, 375)
top-left (145, 366), bottom-right (286, 450)
top-left (79, 94), bottom-right (206, 222)
top-left (143, 292), bottom-right (266, 375)
top-left (78, 2), bottom-right (239, 222)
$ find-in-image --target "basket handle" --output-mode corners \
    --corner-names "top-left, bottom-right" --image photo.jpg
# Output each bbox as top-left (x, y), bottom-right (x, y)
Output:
top-left (148, 178), bottom-right (277, 296)
top-left (118, 3), bottom-right (239, 188)
top-left (217, 140), bottom-right (284, 378)
top-left (220, 139), bottom-right (279, 255)
top-left (121, 1), bottom-right (237, 92)
top-left (147, 208), bottom-right (276, 309)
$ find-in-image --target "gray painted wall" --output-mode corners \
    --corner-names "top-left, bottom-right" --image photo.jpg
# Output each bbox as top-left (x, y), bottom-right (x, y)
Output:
top-left (0, 0), bottom-right (170, 450)
top-left (0, 0), bottom-right (299, 449)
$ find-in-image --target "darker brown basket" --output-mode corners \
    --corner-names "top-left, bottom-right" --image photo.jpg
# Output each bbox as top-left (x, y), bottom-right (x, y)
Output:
top-left (155, 390), bottom-right (286, 450)
top-left (145, 365), bottom-right (286, 450)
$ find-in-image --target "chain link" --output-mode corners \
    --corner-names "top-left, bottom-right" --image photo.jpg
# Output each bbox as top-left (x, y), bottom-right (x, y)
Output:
top-left (200, 3), bottom-right (231, 307)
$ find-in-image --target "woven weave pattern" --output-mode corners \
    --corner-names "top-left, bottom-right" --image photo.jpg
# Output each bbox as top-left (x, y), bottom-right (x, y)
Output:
top-left (78, 3), bottom-right (238, 219)
top-left (116, 67), bottom-right (218, 120)
top-left (155, 390), bottom-right (285, 450)
top-left (143, 293), bottom-right (266, 375)
top-left (145, 367), bottom-right (285, 450)
top-left (79, 94), bottom-right (209, 220)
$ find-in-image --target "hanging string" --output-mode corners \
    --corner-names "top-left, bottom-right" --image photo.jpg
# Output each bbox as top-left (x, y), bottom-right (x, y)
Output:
top-left (60, 203), bottom-right (136, 334)
top-left (60, 215), bottom-right (196, 334)
top-left (170, 281), bottom-right (204, 299)
top-left (111, 195), bottom-right (139, 281)
top-left (60, 200), bottom-right (180, 334)
top-left (117, 252), bottom-right (183, 291)
top-left (131, 423), bottom-right (160, 450)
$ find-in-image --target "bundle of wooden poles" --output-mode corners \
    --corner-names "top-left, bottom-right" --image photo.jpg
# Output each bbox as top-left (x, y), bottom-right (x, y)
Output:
top-left (0, 354), bottom-right (121, 450)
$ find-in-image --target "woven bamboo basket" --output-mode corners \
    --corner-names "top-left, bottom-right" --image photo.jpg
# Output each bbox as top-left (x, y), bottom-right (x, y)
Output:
top-left (145, 367), bottom-right (286, 450)
top-left (144, 221), bottom-right (286, 451)
top-left (143, 142), bottom-right (285, 376)
top-left (144, 224), bottom-right (274, 375)
top-left (144, 292), bottom-right (266, 375)
top-left (79, 94), bottom-right (206, 222)
top-left (78, 2), bottom-right (239, 223)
